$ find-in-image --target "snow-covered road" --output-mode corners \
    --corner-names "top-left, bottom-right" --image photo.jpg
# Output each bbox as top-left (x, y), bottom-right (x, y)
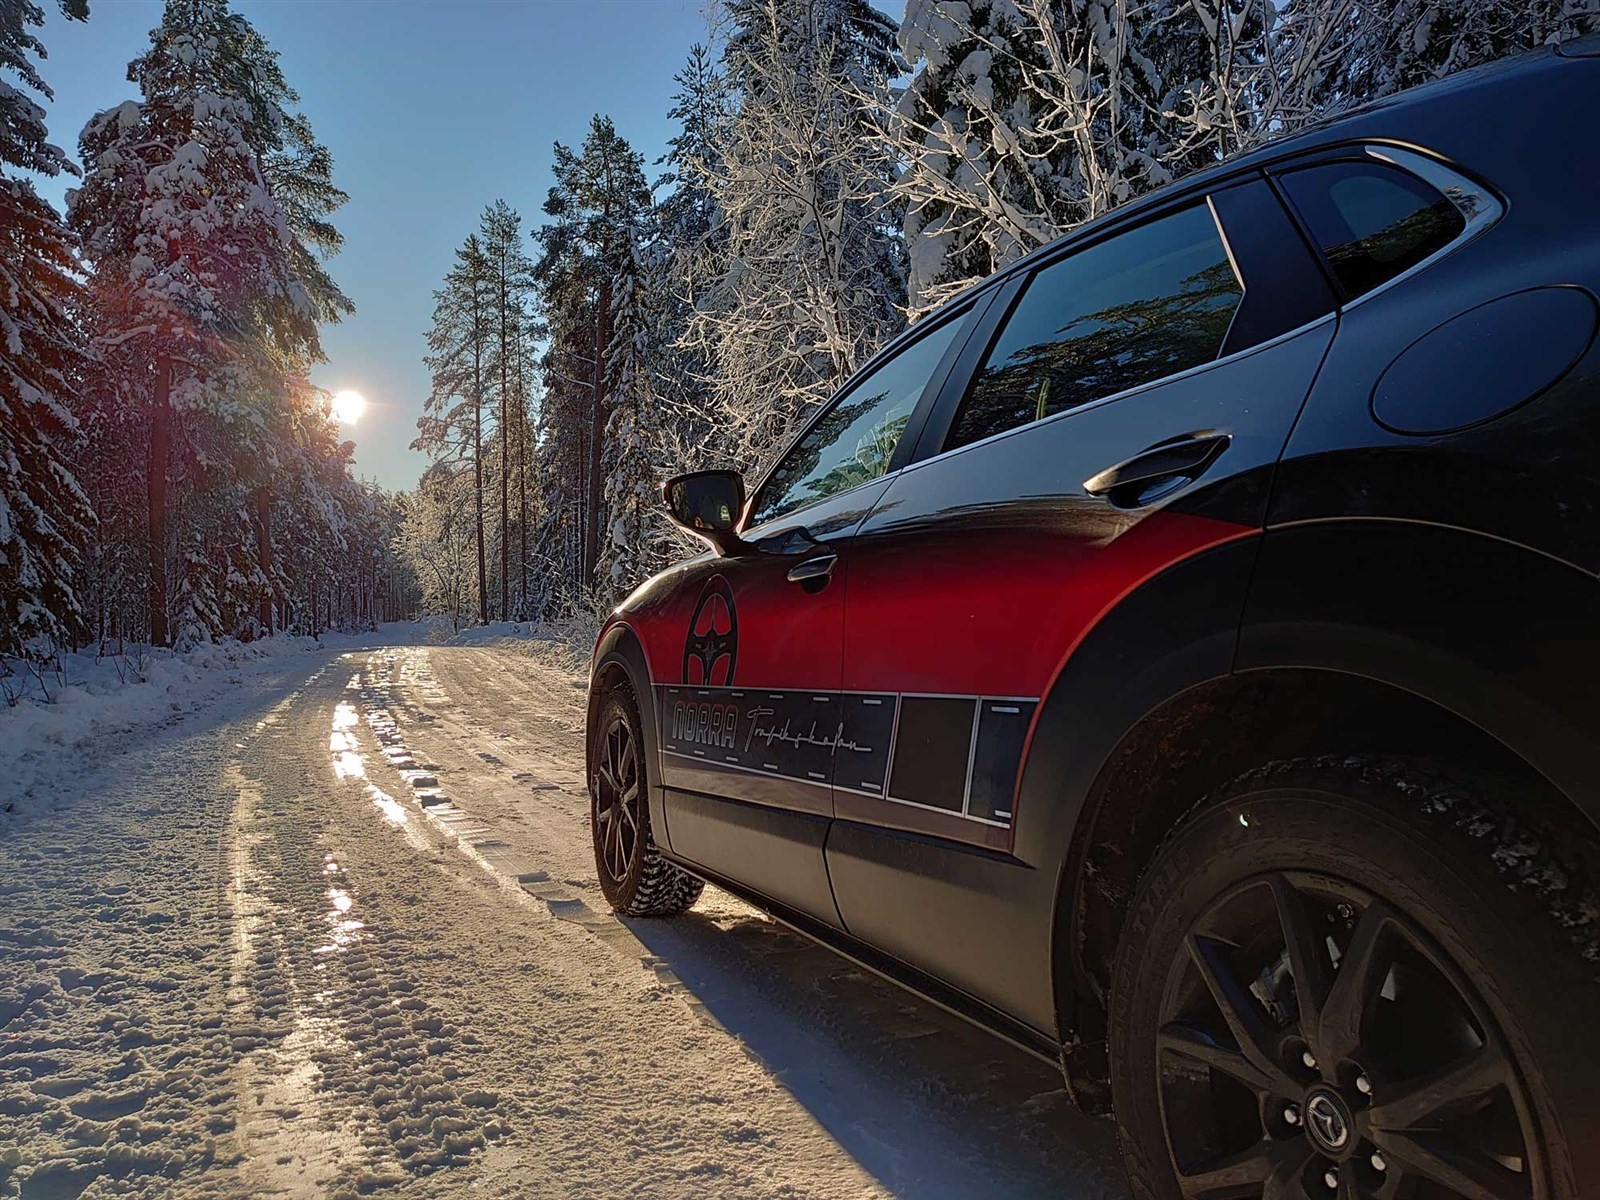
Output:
top-left (0, 633), bottom-right (1127, 1199)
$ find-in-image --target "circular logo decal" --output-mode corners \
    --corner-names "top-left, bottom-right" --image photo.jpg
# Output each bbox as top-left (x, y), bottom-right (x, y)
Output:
top-left (684, 575), bottom-right (737, 686)
top-left (1305, 1090), bottom-right (1352, 1154)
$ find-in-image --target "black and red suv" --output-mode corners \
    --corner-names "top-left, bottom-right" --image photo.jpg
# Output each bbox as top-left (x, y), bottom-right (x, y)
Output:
top-left (586, 42), bottom-right (1600, 1199)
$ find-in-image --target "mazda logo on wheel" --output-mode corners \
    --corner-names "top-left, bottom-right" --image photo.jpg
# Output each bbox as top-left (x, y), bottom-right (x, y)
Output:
top-left (683, 575), bottom-right (737, 686)
top-left (1305, 1091), bottom-right (1351, 1153)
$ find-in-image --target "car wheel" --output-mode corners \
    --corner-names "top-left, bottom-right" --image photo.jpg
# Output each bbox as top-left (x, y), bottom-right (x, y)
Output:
top-left (589, 679), bottom-right (704, 917)
top-left (1109, 755), bottom-right (1600, 1200)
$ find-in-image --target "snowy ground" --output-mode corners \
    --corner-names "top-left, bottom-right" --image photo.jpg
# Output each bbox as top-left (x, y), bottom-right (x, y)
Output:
top-left (0, 626), bottom-right (1127, 1199)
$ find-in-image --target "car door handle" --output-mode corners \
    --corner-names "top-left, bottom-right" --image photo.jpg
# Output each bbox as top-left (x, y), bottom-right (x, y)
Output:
top-left (786, 553), bottom-right (838, 589)
top-left (1083, 432), bottom-right (1232, 507)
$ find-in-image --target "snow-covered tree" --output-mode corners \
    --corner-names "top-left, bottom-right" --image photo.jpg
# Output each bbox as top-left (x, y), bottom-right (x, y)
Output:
top-left (895, 0), bottom-right (1600, 317)
top-left (534, 115), bottom-right (651, 587)
top-left (1308, 0), bottom-right (1599, 102)
top-left (690, 0), bottom-right (907, 465)
top-left (67, 0), bottom-right (365, 647)
top-left (893, 0), bottom-right (1224, 316)
top-left (894, 0), bottom-right (1069, 317)
top-left (657, 44), bottom-right (731, 287)
top-left (70, 0), bottom-right (323, 645)
top-left (0, 0), bottom-right (93, 660)
top-left (417, 233), bottom-right (493, 624)
top-left (396, 463), bottom-right (479, 630)
top-left (598, 228), bottom-right (671, 600)
top-left (479, 200), bottom-right (536, 621)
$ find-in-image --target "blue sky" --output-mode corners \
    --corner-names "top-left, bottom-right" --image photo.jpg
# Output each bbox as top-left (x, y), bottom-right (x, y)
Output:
top-left (33, 0), bottom-right (727, 491)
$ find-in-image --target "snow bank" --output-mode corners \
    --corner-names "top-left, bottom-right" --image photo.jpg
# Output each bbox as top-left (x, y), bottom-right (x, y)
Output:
top-left (440, 619), bottom-right (594, 673)
top-left (442, 619), bottom-right (546, 647)
top-left (0, 624), bottom-right (423, 817)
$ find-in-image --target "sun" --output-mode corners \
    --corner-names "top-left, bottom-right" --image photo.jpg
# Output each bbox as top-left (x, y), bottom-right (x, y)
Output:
top-left (331, 389), bottom-right (367, 426)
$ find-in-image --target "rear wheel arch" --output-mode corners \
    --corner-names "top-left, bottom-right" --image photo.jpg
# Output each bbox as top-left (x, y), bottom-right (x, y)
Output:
top-left (996, 538), bottom-right (1263, 1070)
top-left (1240, 518), bottom-right (1600, 817)
top-left (1053, 665), bottom-right (1599, 1103)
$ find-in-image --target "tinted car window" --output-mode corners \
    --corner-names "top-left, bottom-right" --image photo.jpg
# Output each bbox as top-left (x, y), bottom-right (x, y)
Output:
top-left (948, 203), bottom-right (1243, 450)
top-left (1278, 160), bottom-right (1466, 299)
top-left (748, 315), bottom-right (965, 527)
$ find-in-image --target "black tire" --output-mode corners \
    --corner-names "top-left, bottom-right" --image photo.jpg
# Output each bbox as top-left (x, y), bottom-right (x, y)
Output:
top-left (589, 680), bottom-right (703, 917)
top-left (1109, 755), bottom-right (1600, 1200)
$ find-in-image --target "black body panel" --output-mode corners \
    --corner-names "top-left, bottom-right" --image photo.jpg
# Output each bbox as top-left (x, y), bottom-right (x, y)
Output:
top-left (1239, 522), bottom-right (1600, 827)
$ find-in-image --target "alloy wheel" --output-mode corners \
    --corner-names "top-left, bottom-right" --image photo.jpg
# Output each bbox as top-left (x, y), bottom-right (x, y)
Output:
top-left (1156, 871), bottom-right (1544, 1199)
top-left (593, 714), bottom-right (642, 886)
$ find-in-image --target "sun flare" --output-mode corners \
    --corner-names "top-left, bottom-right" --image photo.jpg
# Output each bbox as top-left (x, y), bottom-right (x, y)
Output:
top-left (331, 389), bottom-right (367, 426)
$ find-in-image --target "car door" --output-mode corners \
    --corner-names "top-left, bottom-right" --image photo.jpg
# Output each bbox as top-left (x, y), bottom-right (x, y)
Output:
top-left (821, 178), bottom-right (1341, 1029)
top-left (653, 304), bottom-right (978, 927)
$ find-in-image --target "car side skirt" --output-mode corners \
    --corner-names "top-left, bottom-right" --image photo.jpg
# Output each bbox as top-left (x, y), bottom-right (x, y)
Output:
top-left (657, 846), bottom-right (1065, 1068)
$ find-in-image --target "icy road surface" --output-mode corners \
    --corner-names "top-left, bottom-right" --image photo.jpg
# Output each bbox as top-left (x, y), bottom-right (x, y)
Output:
top-left (0, 634), bottom-right (1126, 1199)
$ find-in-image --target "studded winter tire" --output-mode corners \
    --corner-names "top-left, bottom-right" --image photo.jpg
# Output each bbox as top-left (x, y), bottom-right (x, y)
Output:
top-left (589, 680), bottom-right (704, 917)
top-left (1108, 756), bottom-right (1600, 1200)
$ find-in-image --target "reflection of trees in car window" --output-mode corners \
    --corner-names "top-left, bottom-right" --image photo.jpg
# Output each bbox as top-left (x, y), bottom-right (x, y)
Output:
top-left (949, 205), bottom-right (1242, 451)
top-left (809, 395), bottom-right (910, 499)
top-left (762, 391), bottom-right (882, 515)
top-left (749, 316), bottom-right (964, 526)
top-left (1279, 162), bottom-right (1466, 300)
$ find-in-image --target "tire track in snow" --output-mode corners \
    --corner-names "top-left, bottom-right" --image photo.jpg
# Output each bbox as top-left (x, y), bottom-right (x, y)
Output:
top-left (320, 652), bottom-right (902, 1199)
top-left (0, 672), bottom-right (327, 1200)
top-left (348, 652), bottom-right (735, 1031)
top-left (222, 667), bottom-right (511, 1198)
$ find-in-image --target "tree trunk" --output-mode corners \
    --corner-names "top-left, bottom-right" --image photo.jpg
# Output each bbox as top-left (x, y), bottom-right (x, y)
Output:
top-left (254, 486), bottom-right (274, 636)
top-left (148, 355), bottom-right (172, 647)
top-left (518, 378), bottom-right (528, 617)
top-left (498, 263), bottom-right (511, 623)
top-left (473, 285), bottom-right (489, 625)
top-left (586, 279), bottom-right (611, 584)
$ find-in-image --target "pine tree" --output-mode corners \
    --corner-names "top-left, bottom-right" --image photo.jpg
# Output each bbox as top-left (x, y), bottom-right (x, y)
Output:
top-left (894, 0), bottom-right (1075, 317)
top-left (534, 116), bottom-right (651, 586)
top-left (71, 0), bottom-right (326, 646)
top-left (598, 226), bottom-right (668, 600)
top-left (479, 200), bottom-right (535, 621)
top-left (649, 45), bottom-right (730, 468)
top-left (657, 44), bottom-right (731, 275)
top-left (530, 304), bottom-right (595, 606)
top-left (0, 0), bottom-right (93, 660)
top-left (510, 305), bottom-right (541, 617)
top-left (417, 233), bottom-right (493, 624)
top-left (691, 0), bottom-right (907, 467)
top-left (230, 19), bottom-right (354, 634)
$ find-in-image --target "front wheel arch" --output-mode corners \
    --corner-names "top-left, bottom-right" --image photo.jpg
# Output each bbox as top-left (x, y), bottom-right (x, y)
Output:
top-left (589, 622), bottom-right (671, 852)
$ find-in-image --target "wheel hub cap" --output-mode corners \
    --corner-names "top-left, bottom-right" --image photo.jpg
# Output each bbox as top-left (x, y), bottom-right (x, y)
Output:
top-left (1304, 1087), bottom-right (1354, 1157)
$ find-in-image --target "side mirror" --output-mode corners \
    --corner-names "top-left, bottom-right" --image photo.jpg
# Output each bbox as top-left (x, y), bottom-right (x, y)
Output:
top-left (663, 470), bottom-right (748, 556)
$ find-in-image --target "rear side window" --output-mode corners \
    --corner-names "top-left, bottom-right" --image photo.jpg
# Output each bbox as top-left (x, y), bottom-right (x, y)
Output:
top-left (1277, 160), bottom-right (1466, 300)
top-left (947, 203), bottom-right (1243, 451)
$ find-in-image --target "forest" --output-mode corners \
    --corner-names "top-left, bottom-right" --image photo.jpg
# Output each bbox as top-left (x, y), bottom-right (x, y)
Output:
top-left (4, 0), bottom-right (1595, 657)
